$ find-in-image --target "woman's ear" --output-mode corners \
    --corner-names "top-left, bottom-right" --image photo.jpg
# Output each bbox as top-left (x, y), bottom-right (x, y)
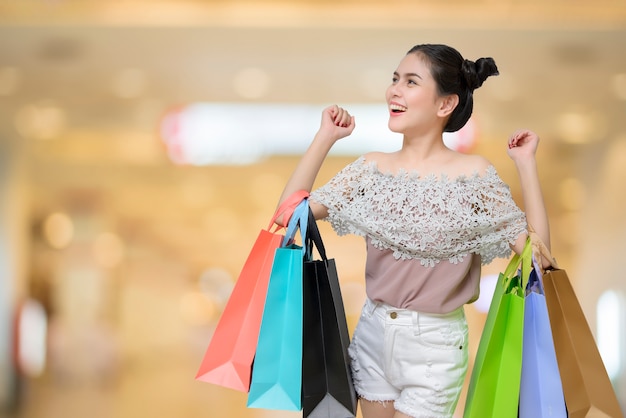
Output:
top-left (438, 94), bottom-right (459, 117)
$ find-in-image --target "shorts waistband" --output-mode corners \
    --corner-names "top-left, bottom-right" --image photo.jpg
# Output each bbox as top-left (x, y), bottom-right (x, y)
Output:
top-left (364, 298), bottom-right (465, 326)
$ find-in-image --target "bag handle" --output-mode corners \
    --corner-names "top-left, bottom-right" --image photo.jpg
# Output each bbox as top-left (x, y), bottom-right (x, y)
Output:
top-left (268, 190), bottom-right (310, 231)
top-left (282, 199), bottom-right (310, 255)
top-left (527, 255), bottom-right (546, 296)
top-left (520, 237), bottom-right (533, 294)
top-left (527, 224), bottom-right (559, 269)
top-left (502, 236), bottom-right (533, 297)
top-left (305, 208), bottom-right (327, 262)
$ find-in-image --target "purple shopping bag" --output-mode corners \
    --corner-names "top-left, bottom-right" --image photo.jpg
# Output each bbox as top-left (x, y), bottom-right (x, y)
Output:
top-left (519, 260), bottom-right (567, 418)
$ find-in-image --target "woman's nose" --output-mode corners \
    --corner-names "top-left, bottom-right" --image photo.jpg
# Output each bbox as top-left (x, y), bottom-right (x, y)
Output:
top-left (387, 84), bottom-right (400, 98)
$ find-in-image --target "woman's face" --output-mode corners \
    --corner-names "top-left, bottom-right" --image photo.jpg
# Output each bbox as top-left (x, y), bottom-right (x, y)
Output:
top-left (385, 53), bottom-right (443, 135)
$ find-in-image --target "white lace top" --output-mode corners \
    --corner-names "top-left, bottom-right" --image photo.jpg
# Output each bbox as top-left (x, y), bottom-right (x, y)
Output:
top-left (311, 156), bottom-right (527, 312)
top-left (312, 156), bottom-right (526, 266)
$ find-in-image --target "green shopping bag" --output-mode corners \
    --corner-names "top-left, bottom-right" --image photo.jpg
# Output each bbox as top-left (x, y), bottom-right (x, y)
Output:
top-left (463, 238), bottom-right (532, 418)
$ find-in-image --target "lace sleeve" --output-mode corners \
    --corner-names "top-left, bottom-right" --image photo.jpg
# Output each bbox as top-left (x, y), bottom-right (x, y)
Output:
top-left (468, 171), bottom-right (527, 264)
top-left (310, 157), bottom-right (370, 237)
top-left (310, 157), bottom-right (527, 266)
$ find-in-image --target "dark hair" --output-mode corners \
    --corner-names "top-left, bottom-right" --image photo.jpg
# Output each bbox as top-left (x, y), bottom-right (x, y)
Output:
top-left (406, 44), bottom-right (499, 132)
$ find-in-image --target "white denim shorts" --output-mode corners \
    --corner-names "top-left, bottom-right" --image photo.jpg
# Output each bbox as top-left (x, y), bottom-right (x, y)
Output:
top-left (348, 298), bottom-right (469, 418)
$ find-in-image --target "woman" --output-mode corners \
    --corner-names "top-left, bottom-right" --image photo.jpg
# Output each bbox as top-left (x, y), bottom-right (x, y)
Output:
top-left (276, 44), bottom-right (550, 418)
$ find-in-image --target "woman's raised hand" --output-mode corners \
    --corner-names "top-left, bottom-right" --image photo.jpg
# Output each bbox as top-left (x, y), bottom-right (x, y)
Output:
top-left (507, 129), bottom-right (540, 162)
top-left (318, 104), bottom-right (356, 143)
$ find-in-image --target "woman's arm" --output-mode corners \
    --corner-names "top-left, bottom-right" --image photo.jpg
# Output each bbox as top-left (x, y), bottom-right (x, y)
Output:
top-left (507, 129), bottom-right (552, 267)
top-left (275, 105), bottom-right (355, 225)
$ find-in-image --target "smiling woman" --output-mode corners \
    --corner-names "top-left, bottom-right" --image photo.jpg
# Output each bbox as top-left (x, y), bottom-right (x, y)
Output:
top-left (272, 43), bottom-right (549, 418)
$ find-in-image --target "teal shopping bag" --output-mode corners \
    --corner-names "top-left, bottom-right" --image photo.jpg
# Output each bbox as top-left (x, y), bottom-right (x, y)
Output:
top-left (247, 198), bottom-right (309, 411)
top-left (464, 238), bottom-right (532, 418)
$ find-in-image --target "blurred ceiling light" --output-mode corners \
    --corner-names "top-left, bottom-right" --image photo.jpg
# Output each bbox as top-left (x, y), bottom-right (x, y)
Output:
top-left (555, 111), bottom-right (607, 144)
top-left (558, 177), bottom-right (586, 211)
top-left (15, 101), bottom-right (67, 140)
top-left (43, 212), bottom-right (74, 249)
top-left (611, 73), bottom-right (626, 101)
top-left (92, 232), bottom-right (125, 269)
top-left (112, 68), bottom-right (147, 99)
top-left (0, 66), bottom-right (20, 96)
top-left (16, 299), bottom-right (48, 378)
top-left (232, 67), bottom-right (271, 99)
top-left (597, 290), bottom-right (624, 380)
top-left (159, 103), bottom-right (475, 165)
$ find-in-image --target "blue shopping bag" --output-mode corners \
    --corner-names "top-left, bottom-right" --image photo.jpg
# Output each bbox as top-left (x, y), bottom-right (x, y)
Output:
top-left (519, 259), bottom-right (567, 418)
top-left (247, 198), bottom-right (309, 411)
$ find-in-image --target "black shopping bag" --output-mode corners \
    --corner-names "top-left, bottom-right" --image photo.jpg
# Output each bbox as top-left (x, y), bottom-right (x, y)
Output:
top-left (302, 209), bottom-right (358, 418)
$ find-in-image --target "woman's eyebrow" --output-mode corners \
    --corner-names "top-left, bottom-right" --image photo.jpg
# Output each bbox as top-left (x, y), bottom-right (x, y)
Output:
top-left (394, 71), bottom-right (422, 79)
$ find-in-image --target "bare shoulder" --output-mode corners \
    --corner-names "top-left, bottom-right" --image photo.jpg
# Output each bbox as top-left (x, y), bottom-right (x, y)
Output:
top-left (363, 150), bottom-right (493, 179)
top-left (451, 153), bottom-right (492, 177)
top-left (362, 151), bottom-right (396, 171)
top-left (362, 151), bottom-right (389, 163)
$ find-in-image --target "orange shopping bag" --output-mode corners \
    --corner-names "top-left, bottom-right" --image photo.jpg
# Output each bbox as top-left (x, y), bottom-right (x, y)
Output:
top-left (195, 190), bottom-right (309, 392)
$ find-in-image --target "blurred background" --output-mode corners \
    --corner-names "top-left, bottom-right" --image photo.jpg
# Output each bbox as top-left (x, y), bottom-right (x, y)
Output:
top-left (1, 1), bottom-right (626, 417)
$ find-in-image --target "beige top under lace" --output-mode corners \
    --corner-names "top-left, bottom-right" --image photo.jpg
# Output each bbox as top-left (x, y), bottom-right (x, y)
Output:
top-left (311, 156), bottom-right (527, 312)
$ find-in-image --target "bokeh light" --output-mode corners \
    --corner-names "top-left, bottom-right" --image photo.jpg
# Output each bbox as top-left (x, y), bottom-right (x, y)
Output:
top-left (43, 212), bottom-right (74, 249)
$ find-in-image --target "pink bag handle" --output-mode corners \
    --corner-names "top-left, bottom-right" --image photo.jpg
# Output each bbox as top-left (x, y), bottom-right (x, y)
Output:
top-left (268, 190), bottom-right (310, 231)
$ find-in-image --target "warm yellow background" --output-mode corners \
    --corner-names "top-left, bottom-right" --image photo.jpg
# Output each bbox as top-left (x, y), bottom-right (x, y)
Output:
top-left (1, 1), bottom-right (625, 417)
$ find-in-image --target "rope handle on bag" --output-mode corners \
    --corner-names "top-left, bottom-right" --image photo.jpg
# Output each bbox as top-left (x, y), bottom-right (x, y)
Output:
top-left (267, 190), bottom-right (310, 232)
top-left (282, 199), bottom-right (309, 255)
top-left (501, 236), bottom-right (533, 297)
top-left (527, 224), bottom-right (559, 270)
top-left (305, 208), bottom-right (327, 262)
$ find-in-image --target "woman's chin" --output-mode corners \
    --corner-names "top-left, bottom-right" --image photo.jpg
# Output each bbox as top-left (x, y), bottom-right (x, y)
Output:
top-left (387, 122), bottom-right (404, 134)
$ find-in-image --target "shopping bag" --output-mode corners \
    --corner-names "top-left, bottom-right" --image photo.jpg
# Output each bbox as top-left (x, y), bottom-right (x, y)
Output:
top-left (543, 267), bottom-right (624, 418)
top-left (302, 209), bottom-right (357, 418)
top-left (247, 198), bottom-right (309, 411)
top-left (518, 258), bottom-right (567, 418)
top-left (463, 238), bottom-right (532, 418)
top-left (195, 190), bottom-right (309, 392)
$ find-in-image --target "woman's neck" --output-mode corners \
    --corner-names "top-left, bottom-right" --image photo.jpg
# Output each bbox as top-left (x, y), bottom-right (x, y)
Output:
top-left (399, 132), bottom-right (450, 162)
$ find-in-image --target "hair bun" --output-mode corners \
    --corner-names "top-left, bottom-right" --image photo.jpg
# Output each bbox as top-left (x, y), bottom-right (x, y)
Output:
top-left (462, 57), bottom-right (499, 90)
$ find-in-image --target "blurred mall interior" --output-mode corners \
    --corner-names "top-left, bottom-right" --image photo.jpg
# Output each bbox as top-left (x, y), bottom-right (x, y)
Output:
top-left (1, 1), bottom-right (626, 417)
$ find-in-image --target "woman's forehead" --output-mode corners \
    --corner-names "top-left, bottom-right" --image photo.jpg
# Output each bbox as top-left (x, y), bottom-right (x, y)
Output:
top-left (395, 53), bottom-right (432, 76)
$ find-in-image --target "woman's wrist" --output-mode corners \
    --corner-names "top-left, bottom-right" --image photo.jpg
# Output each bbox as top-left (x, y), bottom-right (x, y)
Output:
top-left (513, 156), bottom-right (538, 175)
top-left (311, 131), bottom-right (338, 152)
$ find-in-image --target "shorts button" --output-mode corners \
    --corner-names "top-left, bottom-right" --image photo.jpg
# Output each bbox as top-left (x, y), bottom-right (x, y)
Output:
top-left (390, 312), bottom-right (398, 319)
